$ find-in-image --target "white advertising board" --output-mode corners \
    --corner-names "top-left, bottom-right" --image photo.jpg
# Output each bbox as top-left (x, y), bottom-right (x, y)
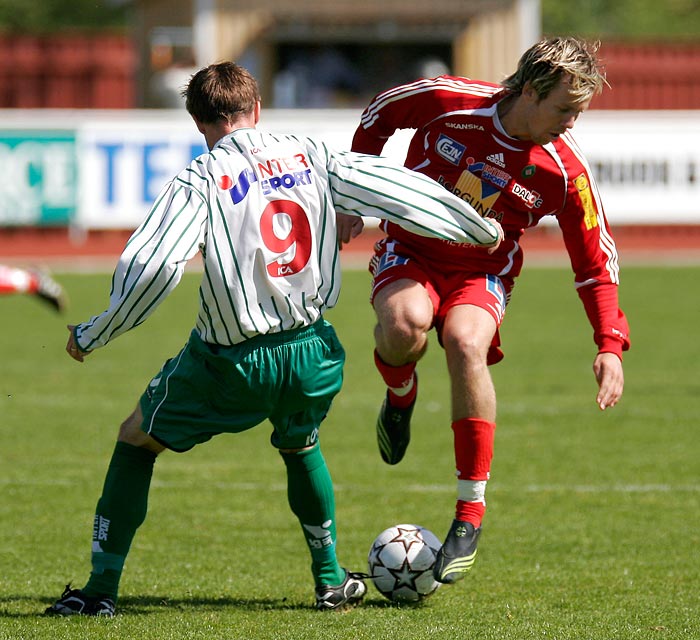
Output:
top-left (0, 109), bottom-right (698, 229)
top-left (572, 111), bottom-right (700, 224)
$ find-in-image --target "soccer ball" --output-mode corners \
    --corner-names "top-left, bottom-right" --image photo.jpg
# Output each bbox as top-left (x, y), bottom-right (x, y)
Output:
top-left (367, 523), bottom-right (442, 603)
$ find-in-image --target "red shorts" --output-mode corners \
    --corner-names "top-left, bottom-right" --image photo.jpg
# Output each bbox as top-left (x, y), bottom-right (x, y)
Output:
top-left (369, 237), bottom-right (514, 365)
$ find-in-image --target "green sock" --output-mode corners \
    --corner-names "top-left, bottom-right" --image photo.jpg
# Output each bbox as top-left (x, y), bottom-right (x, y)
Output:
top-left (83, 441), bottom-right (156, 601)
top-left (280, 445), bottom-right (345, 587)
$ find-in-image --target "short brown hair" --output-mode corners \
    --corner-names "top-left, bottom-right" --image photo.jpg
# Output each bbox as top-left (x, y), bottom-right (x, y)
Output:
top-left (182, 62), bottom-right (261, 124)
top-left (501, 37), bottom-right (607, 103)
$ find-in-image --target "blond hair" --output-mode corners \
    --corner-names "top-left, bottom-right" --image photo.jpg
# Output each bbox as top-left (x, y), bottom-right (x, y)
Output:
top-left (502, 37), bottom-right (607, 103)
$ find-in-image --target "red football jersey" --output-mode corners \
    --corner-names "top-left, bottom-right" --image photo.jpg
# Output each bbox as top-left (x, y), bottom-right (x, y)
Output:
top-left (352, 76), bottom-right (630, 356)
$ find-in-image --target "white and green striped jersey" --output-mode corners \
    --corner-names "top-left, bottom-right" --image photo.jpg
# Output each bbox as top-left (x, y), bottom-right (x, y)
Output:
top-left (75, 128), bottom-right (500, 350)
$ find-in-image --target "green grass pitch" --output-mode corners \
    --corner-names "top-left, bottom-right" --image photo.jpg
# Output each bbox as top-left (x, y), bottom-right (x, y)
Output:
top-left (0, 265), bottom-right (698, 639)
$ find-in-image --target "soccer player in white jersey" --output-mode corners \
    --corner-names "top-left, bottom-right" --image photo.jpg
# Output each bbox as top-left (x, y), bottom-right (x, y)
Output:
top-left (45, 62), bottom-right (503, 617)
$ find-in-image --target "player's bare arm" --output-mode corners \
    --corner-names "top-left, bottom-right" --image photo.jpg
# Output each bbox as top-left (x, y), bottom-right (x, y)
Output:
top-left (593, 351), bottom-right (624, 410)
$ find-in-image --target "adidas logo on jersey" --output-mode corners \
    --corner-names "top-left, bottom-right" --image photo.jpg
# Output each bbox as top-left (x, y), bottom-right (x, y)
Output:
top-left (486, 153), bottom-right (505, 167)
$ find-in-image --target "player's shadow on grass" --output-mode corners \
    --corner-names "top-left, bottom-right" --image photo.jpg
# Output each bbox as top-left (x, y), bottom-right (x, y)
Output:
top-left (1, 594), bottom-right (404, 617)
top-left (117, 594), bottom-right (406, 613)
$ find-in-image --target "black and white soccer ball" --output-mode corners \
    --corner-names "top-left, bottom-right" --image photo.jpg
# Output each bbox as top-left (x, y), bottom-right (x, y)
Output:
top-left (367, 523), bottom-right (442, 603)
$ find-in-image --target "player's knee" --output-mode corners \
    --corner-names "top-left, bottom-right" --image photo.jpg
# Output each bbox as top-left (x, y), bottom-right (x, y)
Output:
top-left (117, 406), bottom-right (162, 452)
top-left (118, 420), bottom-right (144, 445)
top-left (377, 308), bottom-right (431, 349)
top-left (376, 320), bottom-right (428, 360)
top-left (375, 287), bottom-right (432, 339)
top-left (442, 327), bottom-right (489, 363)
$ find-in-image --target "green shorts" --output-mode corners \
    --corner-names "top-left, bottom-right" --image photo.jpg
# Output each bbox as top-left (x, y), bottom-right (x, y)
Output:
top-left (139, 319), bottom-right (345, 452)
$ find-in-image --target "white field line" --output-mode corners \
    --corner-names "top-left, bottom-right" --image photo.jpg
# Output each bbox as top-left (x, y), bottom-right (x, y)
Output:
top-left (401, 483), bottom-right (700, 494)
top-left (3, 478), bottom-right (699, 493)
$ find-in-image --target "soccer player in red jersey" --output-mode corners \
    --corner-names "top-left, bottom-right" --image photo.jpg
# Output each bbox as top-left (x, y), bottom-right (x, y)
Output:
top-left (342, 37), bottom-right (631, 584)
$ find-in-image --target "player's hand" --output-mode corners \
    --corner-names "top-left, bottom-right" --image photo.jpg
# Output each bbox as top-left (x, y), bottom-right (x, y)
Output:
top-left (66, 324), bottom-right (91, 363)
top-left (336, 212), bottom-right (364, 249)
top-left (593, 352), bottom-right (624, 410)
top-left (486, 219), bottom-right (504, 254)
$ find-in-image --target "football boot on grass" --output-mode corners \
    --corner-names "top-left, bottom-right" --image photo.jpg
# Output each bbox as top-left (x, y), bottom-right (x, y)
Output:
top-left (433, 520), bottom-right (481, 584)
top-left (315, 570), bottom-right (367, 610)
top-left (45, 584), bottom-right (115, 617)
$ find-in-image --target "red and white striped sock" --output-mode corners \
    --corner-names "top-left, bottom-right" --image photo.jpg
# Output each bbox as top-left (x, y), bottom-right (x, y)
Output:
top-left (452, 417), bottom-right (496, 528)
top-left (374, 349), bottom-right (417, 409)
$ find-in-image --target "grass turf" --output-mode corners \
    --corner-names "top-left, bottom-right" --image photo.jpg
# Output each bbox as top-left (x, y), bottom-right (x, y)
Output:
top-left (0, 266), bottom-right (698, 639)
